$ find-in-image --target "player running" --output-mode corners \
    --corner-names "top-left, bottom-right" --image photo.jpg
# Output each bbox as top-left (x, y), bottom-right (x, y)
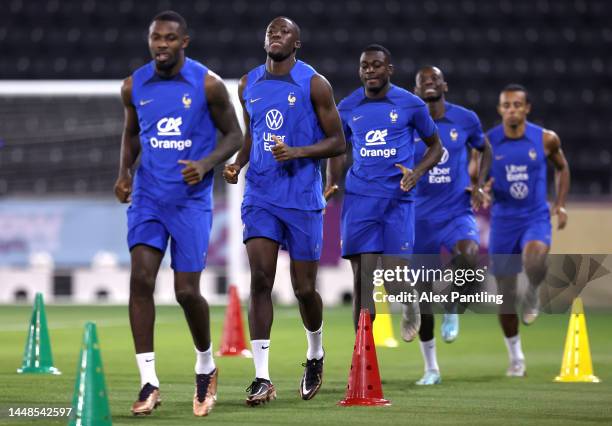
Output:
top-left (487, 84), bottom-right (570, 376)
top-left (223, 17), bottom-right (345, 405)
top-left (412, 66), bottom-right (492, 385)
top-left (329, 45), bottom-right (442, 337)
top-left (113, 11), bottom-right (242, 416)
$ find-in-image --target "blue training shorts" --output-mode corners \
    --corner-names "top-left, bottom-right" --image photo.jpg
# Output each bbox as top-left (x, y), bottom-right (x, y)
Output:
top-left (127, 195), bottom-right (212, 272)
top-left (241, 201), bottom-right (323, 261)
top-left (489, 214), bottom-right (551, 275)
top-left (414, 213), bottom-right (480, 255)
top-left (341, 192), bottom-right (414, 258)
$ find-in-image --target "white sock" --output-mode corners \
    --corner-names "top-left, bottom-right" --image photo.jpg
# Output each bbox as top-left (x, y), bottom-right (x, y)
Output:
top-left (251, 339), bottom-right (270, 380)
top-left (504, 334), bottom-right (525, 363)
top-left (136, 352), bottom-right (160, 388)
top-left (195, 344), bottom-right (216, 375)
top-left (419, 338), bottom-right (439, 372)
top-left (305, 324), bottom-right (324, 360)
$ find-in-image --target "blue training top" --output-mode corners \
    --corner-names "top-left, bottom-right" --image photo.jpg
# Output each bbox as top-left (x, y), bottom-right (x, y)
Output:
top-left (131, 57), bottom-right (217, 208)
top-left (338, 84), bottom-right (437, 201)
top-left (487, 121), bottom-right (550, 219)
top-left (242, 60), bottom-right (326, 211)
top-left (414, 102), bottom-right (485, 221)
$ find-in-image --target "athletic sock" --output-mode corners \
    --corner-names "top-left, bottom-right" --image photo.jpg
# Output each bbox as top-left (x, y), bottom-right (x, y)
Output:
top-left (136, 352), bottom-right (160, 388)
top-left (504, 334), bottom-right (525, 363)
top-left (419, 338), bottom-right (439, 372)
top-left (305, 324), bottom-right (324, 360)
top-left (251, 339), bottom-right (271, 380)
top-left (194, 344), bottom-right (216, 375)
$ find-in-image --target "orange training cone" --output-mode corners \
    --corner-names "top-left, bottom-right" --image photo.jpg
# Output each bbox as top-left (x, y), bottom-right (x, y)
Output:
top-left (338, 309), bottom-right (391, 406)
top-left (217, 285), bottom-right (252, 357)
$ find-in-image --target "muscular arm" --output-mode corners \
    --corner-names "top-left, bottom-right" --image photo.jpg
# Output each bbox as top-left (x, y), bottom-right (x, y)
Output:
top-left (413, 132), bottom-right (443, 179)
top-left (222, 75), bottom-right (251, 184)
top-left (202, 72), bottom-right (242, 167)
top-left (272, 74), bottom-right (346, 161)
top-left (114, 77), bottom-right (140, 202)
top-left (179, 72), bottom-right (243, 185)
top-left (544, 129), bottom-right (570, 229)
top-left (475, 136), bottom-right (492, 188)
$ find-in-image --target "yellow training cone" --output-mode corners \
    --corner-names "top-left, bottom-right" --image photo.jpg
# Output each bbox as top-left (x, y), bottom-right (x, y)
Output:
top-left (554, 298), bottom-right (600, 383)
top-left (373, 287), bottom-right (399, 348)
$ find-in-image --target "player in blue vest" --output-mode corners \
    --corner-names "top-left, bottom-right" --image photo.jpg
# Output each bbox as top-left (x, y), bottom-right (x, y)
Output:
top-left (329, 46), bottom-right (443, 342)
top-left (412, 66), bottom-right (492, 385)
top-left (113, 11), bottom-right (242, 417)
top-left (223, 17), bottom-right (345, 405)
top-left (487, 84), bottom-right (570, 377)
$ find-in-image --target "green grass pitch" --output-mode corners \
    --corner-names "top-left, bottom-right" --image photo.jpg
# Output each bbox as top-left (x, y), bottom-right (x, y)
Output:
top-left (0, 304), bottom-right (611, 425)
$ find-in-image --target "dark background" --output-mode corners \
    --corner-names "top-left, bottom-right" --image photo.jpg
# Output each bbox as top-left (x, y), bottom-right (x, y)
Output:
top-left (0, 0), bottom-right (610, 196)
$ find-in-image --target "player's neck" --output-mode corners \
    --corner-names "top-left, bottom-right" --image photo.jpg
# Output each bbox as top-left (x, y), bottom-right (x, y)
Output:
top-left (266, 55), bottom-right (297, 75)
top-left (504, 121), bottom-right (527, 139)
top-left (155, 54), bottom-right (185, 79)
top-left (427, 98), bottom-right (446, 120)
top-left (364, 82), bottom-right (391, 99)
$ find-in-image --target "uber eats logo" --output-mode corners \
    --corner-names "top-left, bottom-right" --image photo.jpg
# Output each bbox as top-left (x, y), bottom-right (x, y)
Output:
top-left (150, 116), bottom-right (192, 151)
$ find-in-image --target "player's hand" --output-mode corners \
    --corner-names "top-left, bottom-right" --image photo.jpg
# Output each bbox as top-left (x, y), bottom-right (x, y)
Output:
top-left (323, 184), bottom-right (339, 201)
top-left (395, 163), bottom-right (418, 192)
top-left (223, 163), bottom-right (241, 184)
top-left (467, 177), bottom-right (494, 210)
top-left (551, 204), bottom-right (568, 230)
top-left (178, 159), bottom-right (207, 185)
top-left (271, 135), bottom-right (298, 161)
top-left (113, 173), bottom-right (132, 203)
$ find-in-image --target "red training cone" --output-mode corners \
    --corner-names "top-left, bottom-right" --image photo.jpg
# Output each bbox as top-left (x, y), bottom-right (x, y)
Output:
top-left (338, 309), bottom-right (391, 406)
top-left (216, 285), bottom-right (252, 357)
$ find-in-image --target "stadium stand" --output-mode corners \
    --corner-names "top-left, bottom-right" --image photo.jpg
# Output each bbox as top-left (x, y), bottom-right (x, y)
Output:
top-left (0, 0), bottom-right (610, 196)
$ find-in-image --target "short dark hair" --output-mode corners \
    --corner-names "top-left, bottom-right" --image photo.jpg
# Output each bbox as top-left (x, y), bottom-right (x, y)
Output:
top-left (363, 44), bottom-right (392, 63)
top-left (152, 10), bottom-right (188, 34)
top-left (502, 83), bottom-right (529, 103)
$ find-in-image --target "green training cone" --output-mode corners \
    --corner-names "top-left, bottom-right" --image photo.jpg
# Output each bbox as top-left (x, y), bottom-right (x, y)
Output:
top-left (17, 292), bottom-right (61, 375)
top-left (68, 322), bottom-right (112, 426)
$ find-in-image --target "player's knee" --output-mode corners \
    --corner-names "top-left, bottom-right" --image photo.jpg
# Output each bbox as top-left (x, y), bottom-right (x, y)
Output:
top-left (175, 287), bottom-right (200, 307)
top-left (250, 269), bottom-right (274, 293)
top-left (130, 269), bottom-right (156, 296)
top-left (293, 285), bottom-right (317, 302)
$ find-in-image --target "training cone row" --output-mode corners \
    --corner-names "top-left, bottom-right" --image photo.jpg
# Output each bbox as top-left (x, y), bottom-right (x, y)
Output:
top-left (554, 297), bottom-right (600, 383)
top-left (17, 293), bottom-right (61, 375)
top-left (68, 322), bottom-right (112, 426)
top-left (338, 309), bottom-right (391, 406)
top-left (217, 285), bottom-right (252, 357)
top-left (373, 289), bottom-right (399, 348)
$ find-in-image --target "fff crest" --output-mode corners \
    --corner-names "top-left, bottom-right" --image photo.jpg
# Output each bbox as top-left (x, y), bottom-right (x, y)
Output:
top-left (182, 93), bottom-right (192, 109)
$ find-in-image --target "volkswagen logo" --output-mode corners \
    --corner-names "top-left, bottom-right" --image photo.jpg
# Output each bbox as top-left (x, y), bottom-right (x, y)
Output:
top-left (265, 109), bottom-right (284, 130)
top-left (510, 182), bottom-right (529, 199)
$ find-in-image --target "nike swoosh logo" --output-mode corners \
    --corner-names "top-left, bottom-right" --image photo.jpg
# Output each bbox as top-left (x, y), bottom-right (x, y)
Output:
top-left (139, 99), bottom-right (153, 106)
top-left (352, 115), bottom-right (363, 122)
top-left (261, 345), bottom-right (270, 350)
top-left (145, 359), bottom-right (154, 362)
top-left (250, 98), bottom-right (262, 103)
top-left (414, 137), bottom-right (422, 142)
top-left (495, 155), bottom-right (504, 160)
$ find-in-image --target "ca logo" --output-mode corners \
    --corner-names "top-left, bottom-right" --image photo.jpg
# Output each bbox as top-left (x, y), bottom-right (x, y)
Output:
top-left (157, 117), bottom-right (182, 136)
top-left (265, 109), bottom-right (284, 130)
top-left (365, 129), bottom-right (388, 146)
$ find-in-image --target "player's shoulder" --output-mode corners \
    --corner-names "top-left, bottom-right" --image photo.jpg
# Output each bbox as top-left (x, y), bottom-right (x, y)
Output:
top-left (337, 87), bottom-right (364, 112)
top-left (486, 124), bottom-right (504, 140)
top-left (444, 102), bottom-right (481, 126)
top-left (387, 84), bottom-right (426, 109)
